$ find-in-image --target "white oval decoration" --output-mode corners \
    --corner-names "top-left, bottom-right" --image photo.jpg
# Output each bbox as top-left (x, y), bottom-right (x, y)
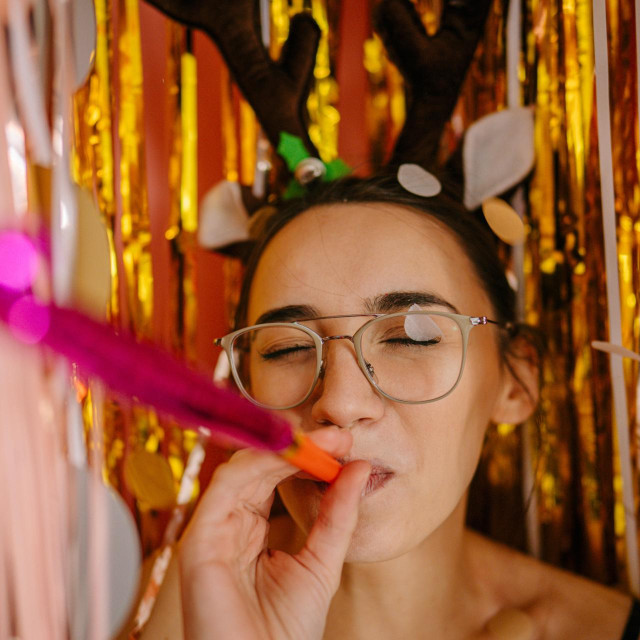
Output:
top-left (68, 467), bottom-right (141, 640)
top-left (397, 164), bottom-right (442, 197)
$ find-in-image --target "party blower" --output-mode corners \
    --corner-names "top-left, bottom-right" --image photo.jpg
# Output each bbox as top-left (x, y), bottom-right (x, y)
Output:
top-left (0, 248), bottom-right (341, 482)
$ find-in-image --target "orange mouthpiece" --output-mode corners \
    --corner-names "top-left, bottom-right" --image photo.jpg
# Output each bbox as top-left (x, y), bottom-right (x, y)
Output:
top-left (281, 433), bottom-right (342, 482)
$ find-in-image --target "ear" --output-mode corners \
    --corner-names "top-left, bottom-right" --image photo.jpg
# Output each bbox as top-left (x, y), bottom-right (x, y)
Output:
top-left (491, 337), bottom-right (540, 425)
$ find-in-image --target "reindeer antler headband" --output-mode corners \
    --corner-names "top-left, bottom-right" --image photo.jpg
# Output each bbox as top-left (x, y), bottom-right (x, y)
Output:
top-left (143, 0), bottom-right (534, 253)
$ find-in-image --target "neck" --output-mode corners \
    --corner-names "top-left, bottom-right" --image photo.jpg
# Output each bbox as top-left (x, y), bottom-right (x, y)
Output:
top-left (324, 498), bottom-right (490, 639)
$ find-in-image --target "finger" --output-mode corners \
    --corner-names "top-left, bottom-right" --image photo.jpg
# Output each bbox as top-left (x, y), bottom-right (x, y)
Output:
top-left (298, 460), bottom-right (370, 589)
top-left (198, 427), bottom-right (351, 523)
top-left (179, 448), bottom-right (290, 566)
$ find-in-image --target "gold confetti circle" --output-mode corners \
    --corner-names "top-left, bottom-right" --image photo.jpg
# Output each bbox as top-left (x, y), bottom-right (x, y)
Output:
top-left (481, 197), bottom-right (526, 245)
top-left (124, 450), bottom-right (177, 510)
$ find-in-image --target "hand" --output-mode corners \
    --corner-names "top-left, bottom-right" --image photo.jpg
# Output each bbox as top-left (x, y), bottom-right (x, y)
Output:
top-left (178, 427), bottom-right (370, 640)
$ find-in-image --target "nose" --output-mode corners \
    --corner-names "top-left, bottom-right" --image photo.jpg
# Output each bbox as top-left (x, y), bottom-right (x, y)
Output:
top-left (309, 338), bottom-right (385, 429)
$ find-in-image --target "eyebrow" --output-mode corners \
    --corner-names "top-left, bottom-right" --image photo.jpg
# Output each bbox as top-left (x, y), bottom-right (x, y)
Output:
top-left (253, 291), bottom-right (459, 325)
top-left (254, 304), bottom-right (321, 325)
top-left (364, 291), bottom-right (460, 314)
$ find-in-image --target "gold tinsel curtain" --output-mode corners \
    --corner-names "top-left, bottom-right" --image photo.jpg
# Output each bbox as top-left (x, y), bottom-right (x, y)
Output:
top-left (363, 0), bottom-right (640, 590)
top-left (522, 0), bottom-right (638, 587)
top-left (69, 0), bottom-right (640, 619)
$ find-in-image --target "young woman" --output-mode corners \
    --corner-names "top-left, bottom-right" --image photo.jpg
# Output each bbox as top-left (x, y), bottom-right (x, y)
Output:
top-left (141, 177), bottom-right (638, 639)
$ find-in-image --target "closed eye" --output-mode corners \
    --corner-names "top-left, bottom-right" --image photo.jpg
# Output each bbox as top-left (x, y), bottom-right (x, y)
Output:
top-left (384, 337), bottom-right (441, 347)
top-left (260, 345), bottom-right (315, 360)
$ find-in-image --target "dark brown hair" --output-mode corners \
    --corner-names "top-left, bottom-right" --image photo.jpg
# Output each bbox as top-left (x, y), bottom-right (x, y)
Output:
top-left (234, 174), bottom-right (535, 356)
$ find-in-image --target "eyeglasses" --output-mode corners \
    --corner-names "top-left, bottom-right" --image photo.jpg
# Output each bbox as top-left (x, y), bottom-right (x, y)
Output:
top-left (214, 311), bottom-right (502, 410)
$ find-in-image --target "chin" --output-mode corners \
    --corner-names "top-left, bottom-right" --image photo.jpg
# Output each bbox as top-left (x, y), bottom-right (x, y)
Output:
top-left (343, 518), bottom-right (415, 563)
top-left (279, 478), bottom-right (430, 564)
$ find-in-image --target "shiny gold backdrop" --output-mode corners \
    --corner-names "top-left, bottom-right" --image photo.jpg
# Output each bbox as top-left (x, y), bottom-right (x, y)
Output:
top-left (522, 0), bottom-right (638, 585)
top-left (522, 0), bottom-right (615, 581)
top-left (68, 0), bottom-right (640, 593)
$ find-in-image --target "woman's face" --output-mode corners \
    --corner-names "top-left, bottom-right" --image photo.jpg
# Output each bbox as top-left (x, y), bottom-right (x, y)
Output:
top-left (247, 203), bottom-right (516, 562)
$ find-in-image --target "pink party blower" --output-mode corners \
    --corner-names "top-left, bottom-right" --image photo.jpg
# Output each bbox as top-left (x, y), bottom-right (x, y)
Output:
top-left (0, 281), bottom-right (341, 482)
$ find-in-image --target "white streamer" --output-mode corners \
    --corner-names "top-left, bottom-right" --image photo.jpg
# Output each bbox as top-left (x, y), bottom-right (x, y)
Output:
top-left (592, 0), bottom-right (639, 595)
top-left (0, 25), bottom-right (15, 220)
top-left (506, 0), bottom-right (540, 560)
top-left (51, 0), bottom-right (78, 306)
top-left (8, 0), bottom-right (53, 166)
top-left (252, 0), bottom-right (272, 199)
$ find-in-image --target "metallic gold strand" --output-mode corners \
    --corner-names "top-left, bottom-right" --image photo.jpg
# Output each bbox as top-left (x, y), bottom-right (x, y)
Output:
top-left (118, 0), bottom-right (153, 337)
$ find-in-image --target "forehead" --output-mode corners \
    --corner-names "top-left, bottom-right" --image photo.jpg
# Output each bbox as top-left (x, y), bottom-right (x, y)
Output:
top-left (247, 203), bottom-right (490, 322)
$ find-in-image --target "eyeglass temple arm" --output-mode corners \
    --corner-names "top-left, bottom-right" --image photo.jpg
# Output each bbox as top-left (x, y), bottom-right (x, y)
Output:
top-left (470, 316), bottom-right (511, 329)
top-left (471, 317), bottom-right (516, 337)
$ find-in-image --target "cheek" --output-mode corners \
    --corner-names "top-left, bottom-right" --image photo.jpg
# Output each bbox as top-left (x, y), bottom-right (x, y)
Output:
top-left (400, 400), bottom-right (488, 505)
top-left (438, 355), bottom-right (503, 477)
top-left (279, 405), bottom-right (315, 433)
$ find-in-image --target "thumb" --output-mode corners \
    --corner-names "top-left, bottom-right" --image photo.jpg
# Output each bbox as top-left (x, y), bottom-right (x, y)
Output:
top-left (297, 461), bottom-right (370, 590)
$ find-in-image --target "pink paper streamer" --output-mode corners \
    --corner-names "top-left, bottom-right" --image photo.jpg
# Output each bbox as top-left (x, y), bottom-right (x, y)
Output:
top-left (0, 283), bottom-right (293, 452)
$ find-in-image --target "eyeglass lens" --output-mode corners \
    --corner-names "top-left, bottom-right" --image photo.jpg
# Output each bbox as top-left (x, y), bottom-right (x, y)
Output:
top-left (230, 313), bottom-right (464, 409)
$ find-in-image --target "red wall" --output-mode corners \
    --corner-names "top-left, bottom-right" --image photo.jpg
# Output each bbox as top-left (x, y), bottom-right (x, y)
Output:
top-left (139, 1), bottom-right (371, 373)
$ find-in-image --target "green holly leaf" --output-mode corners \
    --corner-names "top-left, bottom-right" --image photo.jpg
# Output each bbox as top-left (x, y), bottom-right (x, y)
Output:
top-left (277, 132), bottom-right (310, 172)
top-left (324, 159), bottom-right (351, 181)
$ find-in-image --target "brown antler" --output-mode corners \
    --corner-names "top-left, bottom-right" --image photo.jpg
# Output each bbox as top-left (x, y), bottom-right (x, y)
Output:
top-left (373, 0), bottom-right (493, 170)
top-left (143, 0), bottom-right (321, 156)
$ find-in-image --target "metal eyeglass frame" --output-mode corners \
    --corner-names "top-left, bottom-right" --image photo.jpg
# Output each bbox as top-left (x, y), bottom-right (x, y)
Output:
top-left (214, 311), bottom-right (502, 410)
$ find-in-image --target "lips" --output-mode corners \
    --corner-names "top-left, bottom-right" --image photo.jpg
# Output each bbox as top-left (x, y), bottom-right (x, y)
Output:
top-left (297, 458), bottom-right (395, 497)
top-left (362, 467), bottom-right (394, 496)
top-left (338, 458), bottom-right (395, 497)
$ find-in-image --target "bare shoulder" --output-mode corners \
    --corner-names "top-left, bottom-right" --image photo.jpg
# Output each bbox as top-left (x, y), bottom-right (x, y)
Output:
top-left (538, 562), bottom-right (635, 639)
top-left (467, 530), bottom-right (636, 639)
